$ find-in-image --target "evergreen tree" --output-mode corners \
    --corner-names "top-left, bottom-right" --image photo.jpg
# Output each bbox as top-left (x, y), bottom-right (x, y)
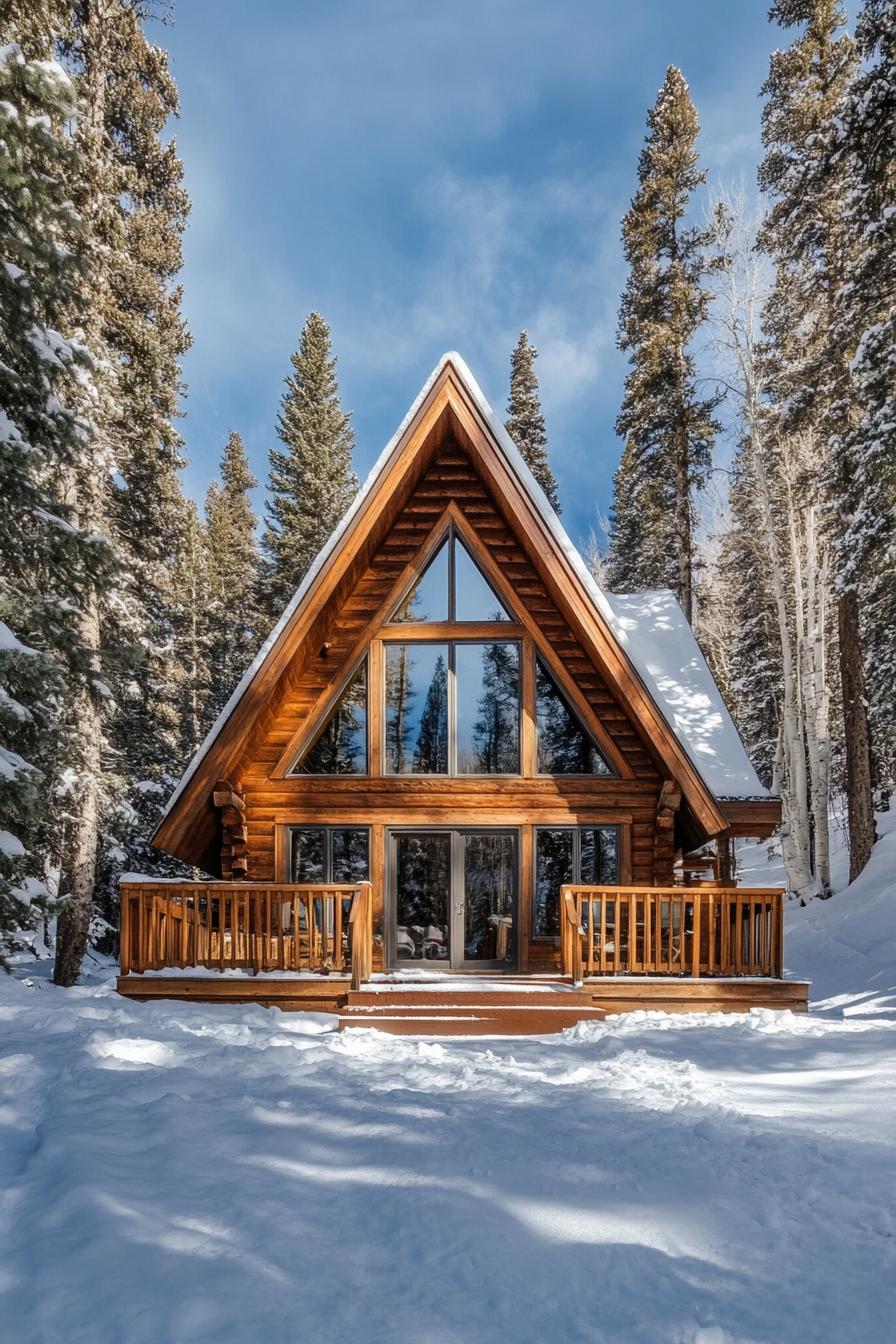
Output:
top-left (172, 501), bottom-right (212, 761)
top-left (54, 0), bottom-right (192, 982)
top-left (607, 67), bottom-right (720, 621)
top-left (831, 0), bottom-right (896, 791)
top-left (758, 0), bottom-right (876, 880)
top-left (205, 432), bottom-right (261, 725)
top-left (505, 332), bottom-right (560, 511)
top-left (0, 22), bottom-right (111, 955)
top-left (261, 313), bottom-right (357, 618)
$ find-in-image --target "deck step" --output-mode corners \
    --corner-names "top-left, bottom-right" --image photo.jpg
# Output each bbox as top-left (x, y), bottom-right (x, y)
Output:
top-left (340, 986), bottom-right (605, 1035)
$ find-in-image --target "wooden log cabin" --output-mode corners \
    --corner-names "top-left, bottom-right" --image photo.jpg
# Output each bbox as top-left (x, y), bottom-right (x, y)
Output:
top-left (117, 354), bottom-right (808, 1033)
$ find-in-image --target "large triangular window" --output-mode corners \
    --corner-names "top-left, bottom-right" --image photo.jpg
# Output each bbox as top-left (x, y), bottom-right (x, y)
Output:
top-left (535, 657), bottom-right (613, 775)
top-left (389, 527), bottom-right (512, 624)
top-left (292, 661), bottom-right (367, 774)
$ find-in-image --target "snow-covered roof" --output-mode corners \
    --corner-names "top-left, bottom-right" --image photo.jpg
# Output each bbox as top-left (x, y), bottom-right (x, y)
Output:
top-left (157, 352), bottom-right (767, 833)
top-left (600, 590), bottom-right (768, 800)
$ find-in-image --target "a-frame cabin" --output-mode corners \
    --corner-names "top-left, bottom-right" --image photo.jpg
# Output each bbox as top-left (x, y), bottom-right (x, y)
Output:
top-left (118, 354), bottom-right (808, 1031)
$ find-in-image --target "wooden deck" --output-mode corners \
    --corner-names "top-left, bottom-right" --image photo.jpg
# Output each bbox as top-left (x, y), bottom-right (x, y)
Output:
top-left (116, 972), bottom-right (809, 1033)
top-left (116, 878), bottom-right (806, 1033)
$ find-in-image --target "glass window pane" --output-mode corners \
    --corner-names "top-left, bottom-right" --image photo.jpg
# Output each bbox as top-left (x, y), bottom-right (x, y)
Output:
top-left (456, 642), bottom-right (520, 774)
top-left (331, 829), bottom-right (370, 883)
top-left (463, 833), bottom-right (515, 963)
top-left (536, 658), bottom-right (612, 775)
top-left (535, 830), bottom-right (574, 937)
top-left (390, 538), bottom-right (449, 623)
top-left (291, 829), bottom-right (325, 883)
top-left (580, 827), bottom-right (619, 884)
top-left (454, 536), bottom-right (512, 622)
top-left (385, 644), bottom-right (449, 773)
top-left (395, 833), bottom-right (450, 962)
top-left (295, 662), bottom-right (367, 774)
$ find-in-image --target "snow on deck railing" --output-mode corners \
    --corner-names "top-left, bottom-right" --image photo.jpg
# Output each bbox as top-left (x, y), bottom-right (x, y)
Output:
top-left (119, 880), bottom-right (373, 990)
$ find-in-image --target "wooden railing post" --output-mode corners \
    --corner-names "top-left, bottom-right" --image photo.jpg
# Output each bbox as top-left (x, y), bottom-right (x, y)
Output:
top-left (560, 885), bottom-right (583, 986)
top-left (119, 885), bottom-right (131, 975)
top-left (350, 882), bottom-right (373, 991)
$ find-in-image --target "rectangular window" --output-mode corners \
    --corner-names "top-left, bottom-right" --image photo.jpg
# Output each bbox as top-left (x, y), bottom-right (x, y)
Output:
top-left (384, 641), bottom-right (520, 775)
top-left (534, 826), bottom-right (619, 938)
top-left (385, 644), bottom-right (449, 773)
top-left (289, 827), bottom-right (370, 884)
top-left (455, 642), bottom-right (520, 774)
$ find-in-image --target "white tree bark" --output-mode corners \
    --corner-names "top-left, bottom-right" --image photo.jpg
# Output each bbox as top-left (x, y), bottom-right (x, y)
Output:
top-left (708, 187), bottom-right (831, 901)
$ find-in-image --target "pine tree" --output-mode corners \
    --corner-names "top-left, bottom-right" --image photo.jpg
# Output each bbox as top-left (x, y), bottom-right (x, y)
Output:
top-left (608, 66), bottom-right (720, 621)
top-left (606, 438), bottom-right (671, 592)
top-left (758, 0), bottom-right (876, 880)
top-left (0, 21), bottom-right (111, 955)
top-left (260, 313), bottom-right (357, 618)
top-left (54, 0), bottom-right (192, 982)
top-left (505, 332), bottom-right (560, 511)
top-left (832, 0), bottom-right (896, 793)
top-left (205, 432), bottom-right (261, 725)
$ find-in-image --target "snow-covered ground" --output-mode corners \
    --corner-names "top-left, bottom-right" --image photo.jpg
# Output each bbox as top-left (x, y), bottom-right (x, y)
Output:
top-left (2, 822), bottom-right (895, 1343)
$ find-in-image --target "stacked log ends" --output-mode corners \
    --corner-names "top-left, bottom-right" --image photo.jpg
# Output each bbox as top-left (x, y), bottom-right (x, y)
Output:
top-left (654, 778), bottom-right (682, 882)
top-left (213, 780), bottom-right (248, 879)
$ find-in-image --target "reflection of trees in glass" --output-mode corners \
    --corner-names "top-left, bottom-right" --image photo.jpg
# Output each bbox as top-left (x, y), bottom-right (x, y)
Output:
top-left (385, 644), bottom-right (415, 772)
top-left (534, 826), bottom-right (619, 937)
top-left (580, 827), bottom-right (618, 884)
top-left (536, 658), bottom-right (612, 775)
top-left (291, 829), bottom-right (325, 882)
top-left (396, 835), bottom-right (450, 959)
top-left (463, 833), bottom-right (514, 960)
top-left (331, 829), bottom-right (370, 883)
top-left (535, 830), bottom-right (574, 937)
top-left (469, 643), bottom-right (519, 773)
top-left (291, 827), bottom-right (369, 882)
top-left (297, 662), bottom-right (367, 773)
top-left (414, 654), bottom-right (448, 772)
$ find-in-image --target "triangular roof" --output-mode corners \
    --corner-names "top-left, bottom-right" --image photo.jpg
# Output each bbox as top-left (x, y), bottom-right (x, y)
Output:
top-left (153, 353), bottom-right (770, 866)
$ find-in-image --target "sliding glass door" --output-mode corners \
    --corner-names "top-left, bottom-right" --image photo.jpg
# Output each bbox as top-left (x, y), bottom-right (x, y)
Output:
top-left (390, 829), bottom-right (517, 971)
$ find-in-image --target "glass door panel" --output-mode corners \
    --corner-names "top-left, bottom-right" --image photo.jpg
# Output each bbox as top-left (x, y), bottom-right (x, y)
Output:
top-left (460, 832), bottom-right (516, 967)
top-left (394, 833), bottom-right (451, 963)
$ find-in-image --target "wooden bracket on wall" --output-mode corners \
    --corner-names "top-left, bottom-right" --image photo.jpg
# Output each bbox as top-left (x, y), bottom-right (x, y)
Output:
top-left (213, 779), bottom-right (248, 879)
top-left (654, 778), bottom-right (682, 882)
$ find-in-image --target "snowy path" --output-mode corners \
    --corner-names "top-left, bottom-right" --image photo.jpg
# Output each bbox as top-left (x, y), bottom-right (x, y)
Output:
top-left (1, 973), bottom-right (894, 1344)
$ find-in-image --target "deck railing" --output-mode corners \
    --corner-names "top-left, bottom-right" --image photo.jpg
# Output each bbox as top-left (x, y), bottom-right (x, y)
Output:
top-left (560, 885), bottom-right (783, 985)
top-left (119, 880), bottom-right (374, 990)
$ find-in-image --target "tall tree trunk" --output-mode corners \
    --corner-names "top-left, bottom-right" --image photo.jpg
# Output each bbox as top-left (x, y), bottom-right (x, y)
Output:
top-left (54, 597), bottom-right (102, 986)
top-left (753, 440), bottom-right (819, 901)
top-left (838, 590), bottom-right (876, 880)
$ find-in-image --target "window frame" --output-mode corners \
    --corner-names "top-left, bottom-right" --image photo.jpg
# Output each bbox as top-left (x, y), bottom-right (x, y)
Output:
top-left (288, 656), bottom-right (369, 778)
top-left (534, 655), bottom-right (616, 779)
top-left (382, 637), bottom-right (522, 777)
top-left (285, 824), bottom-right (371, 885)
top-left (532, 823), bottom-right (622, 941)
top-left (385, 523), bottom-right (515, 626)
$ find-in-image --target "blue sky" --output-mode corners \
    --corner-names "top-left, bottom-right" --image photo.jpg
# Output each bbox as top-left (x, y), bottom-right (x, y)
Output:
top-left (159, 0), bottom-right (784, 551)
